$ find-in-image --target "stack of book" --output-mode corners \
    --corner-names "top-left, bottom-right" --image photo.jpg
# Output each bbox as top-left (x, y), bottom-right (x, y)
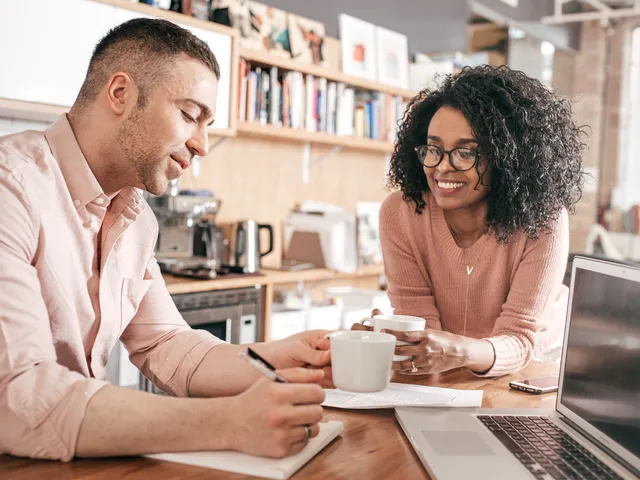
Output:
top-left (237, 60), bottom-right (407, 143)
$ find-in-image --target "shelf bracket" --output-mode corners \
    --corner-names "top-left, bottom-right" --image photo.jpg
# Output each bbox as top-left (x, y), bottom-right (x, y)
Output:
top-left (301, 143), bottom-right (344, 184)
top-left (209, 136), bottom-right (230, 152)
top-left (383, 153), bottom-right (392, 185)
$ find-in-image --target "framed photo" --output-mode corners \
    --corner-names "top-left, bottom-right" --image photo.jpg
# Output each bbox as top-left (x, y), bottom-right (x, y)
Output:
top-left (242, 2), bottom-right (291, 58)
top-left (375, 26), bottom-right (409, 88)
top-left (211, 0), bottom-right (252, 38)
top-left (287, 13), bottom-right (328, 66)
top-left (339, 14), bottom-right (377, 81)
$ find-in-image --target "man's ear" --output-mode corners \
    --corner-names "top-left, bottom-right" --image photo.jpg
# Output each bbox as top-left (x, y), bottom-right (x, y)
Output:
top-left (105, 72), bottom-right (137, 116)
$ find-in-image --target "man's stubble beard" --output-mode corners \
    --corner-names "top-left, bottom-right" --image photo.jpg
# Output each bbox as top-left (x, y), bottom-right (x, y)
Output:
top-left (117, 112), bottom-right (168, 196)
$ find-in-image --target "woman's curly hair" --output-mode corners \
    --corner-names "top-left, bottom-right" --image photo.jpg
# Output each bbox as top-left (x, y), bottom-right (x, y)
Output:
top-left (388, 65), bottom-right (586, 243)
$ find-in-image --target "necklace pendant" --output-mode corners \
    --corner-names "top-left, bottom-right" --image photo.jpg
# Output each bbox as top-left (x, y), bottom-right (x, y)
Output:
top-left (467, 265), bottom-right (473, 276)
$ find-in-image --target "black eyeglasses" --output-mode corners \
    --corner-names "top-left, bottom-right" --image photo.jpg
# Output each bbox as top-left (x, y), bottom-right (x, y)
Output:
top-left (414, 144), bottom-right (480, 172)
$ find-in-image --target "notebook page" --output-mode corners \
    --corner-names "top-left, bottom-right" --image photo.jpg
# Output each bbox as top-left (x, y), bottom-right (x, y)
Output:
top-left (146, 420), bottom-right (344, 480)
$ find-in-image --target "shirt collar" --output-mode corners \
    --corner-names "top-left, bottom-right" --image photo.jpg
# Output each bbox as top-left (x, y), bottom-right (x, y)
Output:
top-left (43, 115), bottom-right (146, 217)
top-left (44, 114), bottom-right (104, 211)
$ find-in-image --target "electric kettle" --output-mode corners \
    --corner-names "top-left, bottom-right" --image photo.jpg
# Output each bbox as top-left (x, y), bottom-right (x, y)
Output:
top-left (228, 220), bottom-right (274, 273)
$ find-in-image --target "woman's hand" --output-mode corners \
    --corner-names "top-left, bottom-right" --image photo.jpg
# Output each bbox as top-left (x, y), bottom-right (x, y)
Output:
top-left (382, 328), bottom-right (495, 375)
top-left (350, 309), bottom-right (382, 331)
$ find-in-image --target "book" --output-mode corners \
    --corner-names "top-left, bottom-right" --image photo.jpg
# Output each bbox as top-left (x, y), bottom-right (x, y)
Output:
top-left (146, 420), bottom-right (344, 480)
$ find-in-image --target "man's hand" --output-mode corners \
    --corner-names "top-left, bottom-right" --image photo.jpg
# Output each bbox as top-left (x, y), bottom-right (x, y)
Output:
top-left (225, 368), bottom-right (326, 458)
top-left (262, 330), bottom-right (334, 388)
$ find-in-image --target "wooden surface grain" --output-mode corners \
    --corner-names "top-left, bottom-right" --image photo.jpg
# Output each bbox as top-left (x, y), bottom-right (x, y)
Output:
top-left (0, 362), bottom-right (559, 479)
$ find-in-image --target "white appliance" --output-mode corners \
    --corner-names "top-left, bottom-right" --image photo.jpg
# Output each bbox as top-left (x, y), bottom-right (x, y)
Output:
top-left (283, 206), bottom-right (358, 273)
top-left (395, 257), bottom-right (640, 480)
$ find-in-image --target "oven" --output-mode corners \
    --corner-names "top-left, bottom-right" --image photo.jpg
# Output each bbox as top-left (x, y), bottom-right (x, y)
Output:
top-left (107, 286), bottom-right (262, 394)
top-left (172, 286), bottom-right (261, 344)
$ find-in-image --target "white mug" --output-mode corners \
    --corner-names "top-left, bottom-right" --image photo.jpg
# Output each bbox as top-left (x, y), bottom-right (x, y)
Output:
top-left (327, 330), bottom-right (396, 392)
top-left (359, 313), bottom-right (426, 361)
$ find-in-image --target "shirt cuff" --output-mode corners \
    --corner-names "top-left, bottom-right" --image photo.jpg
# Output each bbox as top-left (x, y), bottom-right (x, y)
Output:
top-left (472, 335), bottom-right (529, 378)
top-left (49, 378), bottom-right (108, 461)
top-left (150, 329), bottom-right (223, 397)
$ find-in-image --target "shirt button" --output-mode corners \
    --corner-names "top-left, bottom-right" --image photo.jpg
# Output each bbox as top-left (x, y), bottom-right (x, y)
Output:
top-left (74, 199), bottom-right (81, 207)
top-left (95, 197), bottom-right (104, 205)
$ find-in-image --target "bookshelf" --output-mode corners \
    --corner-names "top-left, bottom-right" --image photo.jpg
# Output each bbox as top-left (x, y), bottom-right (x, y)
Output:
top-left (237, 48), bottom-right (417, 154)
top-left (239, 47), bottom-right (417, 100)
top-left (237, 121), bottom-right (395, 153)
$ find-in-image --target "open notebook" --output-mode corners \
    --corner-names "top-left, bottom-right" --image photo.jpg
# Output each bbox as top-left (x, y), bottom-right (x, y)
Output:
top-left (146, 420), bottom-right (344, 480)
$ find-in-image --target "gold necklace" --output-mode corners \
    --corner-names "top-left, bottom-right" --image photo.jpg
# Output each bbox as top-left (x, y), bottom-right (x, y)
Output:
top-left (447, 225), bottom-right (490, 337)
top-left (447, 224), bottom-right (487, 276)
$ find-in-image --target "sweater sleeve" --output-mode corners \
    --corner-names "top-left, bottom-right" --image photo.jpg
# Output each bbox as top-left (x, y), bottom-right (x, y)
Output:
top-left (479, 210), bottom-right (570, 377)
top-left (379, 193), bottom-right (442, 329)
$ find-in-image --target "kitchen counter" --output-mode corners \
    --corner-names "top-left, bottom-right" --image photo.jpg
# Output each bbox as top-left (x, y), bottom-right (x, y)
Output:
top-left (164, 264), bottom-right (384, 295)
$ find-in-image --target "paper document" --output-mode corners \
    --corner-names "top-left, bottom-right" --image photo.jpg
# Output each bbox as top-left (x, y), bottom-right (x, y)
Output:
top-left (322, 383), bottom-right (483, 409)
top-left (146, 420), bottom-right (343, 480)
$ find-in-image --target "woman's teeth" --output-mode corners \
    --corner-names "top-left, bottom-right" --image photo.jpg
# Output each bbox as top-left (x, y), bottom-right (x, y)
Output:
top-left (437, 180), bottom-right (465, 189)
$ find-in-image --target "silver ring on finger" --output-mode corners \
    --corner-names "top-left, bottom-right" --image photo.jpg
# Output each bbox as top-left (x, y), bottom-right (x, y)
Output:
top-left (411, 357), bottom-right (418, 373)
top-left (303, 424), bottom-right (312, 442)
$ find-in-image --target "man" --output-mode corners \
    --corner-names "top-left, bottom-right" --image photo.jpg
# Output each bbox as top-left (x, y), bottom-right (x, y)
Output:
top-left (0, 18), bottom-right (332, 461)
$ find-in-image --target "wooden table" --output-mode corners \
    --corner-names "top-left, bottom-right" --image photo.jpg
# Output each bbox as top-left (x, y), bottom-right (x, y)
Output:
top-left (0, 362), bottom-right (559, 480)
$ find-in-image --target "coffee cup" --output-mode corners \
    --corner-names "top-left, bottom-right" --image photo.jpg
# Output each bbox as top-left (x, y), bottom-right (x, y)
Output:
top-left (359, 313), bottom-right (426, 361)
top-left (327, 330), bottom-right (396, 392)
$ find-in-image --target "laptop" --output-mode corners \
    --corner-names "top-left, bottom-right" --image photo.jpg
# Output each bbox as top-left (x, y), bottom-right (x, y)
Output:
top-left (395, 256), bottom-right (640, 480)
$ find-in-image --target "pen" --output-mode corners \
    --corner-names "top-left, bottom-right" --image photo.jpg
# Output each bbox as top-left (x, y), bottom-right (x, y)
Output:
top-left (239, 347), bottom-right (288, 383)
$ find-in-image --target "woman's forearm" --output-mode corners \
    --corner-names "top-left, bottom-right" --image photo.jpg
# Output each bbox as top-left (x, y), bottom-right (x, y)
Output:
top-left (464, 338), bottom-right (495, 373)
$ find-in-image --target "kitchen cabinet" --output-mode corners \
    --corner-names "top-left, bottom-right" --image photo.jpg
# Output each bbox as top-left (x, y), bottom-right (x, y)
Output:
top-left (0, 0), bottom-right (116, 107)
top-left (0, 0), bottom-right (234, 129)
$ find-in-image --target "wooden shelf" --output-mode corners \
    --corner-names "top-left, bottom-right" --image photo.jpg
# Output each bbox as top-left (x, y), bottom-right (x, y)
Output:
top-left (164, 264), bottom-right (384, 295)
top-left (240, 47), bottom-right (417, 100)
top-left (94, 0), bottom-right (237, 37)
top-left (237, 122), bottom-right (395, 153)
top-left (0, 98), bottom-right (236, 138)
top-left (264, 264), bottom-right (384, 284)
top-left (0, 98), bottom-right (67, 123)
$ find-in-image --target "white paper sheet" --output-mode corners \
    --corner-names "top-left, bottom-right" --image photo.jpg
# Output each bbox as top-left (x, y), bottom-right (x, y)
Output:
top-left (146, 420), bottom-right (344, 480)
top-left (322, 383), bottom-right (483, 409)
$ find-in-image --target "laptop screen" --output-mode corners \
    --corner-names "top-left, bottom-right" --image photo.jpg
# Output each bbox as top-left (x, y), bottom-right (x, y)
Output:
top-left (560, 265), bottom-right (640, 458)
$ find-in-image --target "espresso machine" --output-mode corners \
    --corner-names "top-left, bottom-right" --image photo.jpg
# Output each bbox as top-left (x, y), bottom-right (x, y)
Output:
top-left (148, 180), bottom-right (227, 279)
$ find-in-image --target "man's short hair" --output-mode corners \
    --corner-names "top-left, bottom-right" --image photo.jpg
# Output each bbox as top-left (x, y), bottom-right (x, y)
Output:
top-left (74, 18), bottom-right (220, 109)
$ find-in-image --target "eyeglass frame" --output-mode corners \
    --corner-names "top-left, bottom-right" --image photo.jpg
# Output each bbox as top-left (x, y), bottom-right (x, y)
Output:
top-left (414, 144), bottom-right (481, 172)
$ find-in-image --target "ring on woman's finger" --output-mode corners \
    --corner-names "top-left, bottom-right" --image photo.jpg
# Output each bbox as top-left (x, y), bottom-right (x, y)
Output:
top-left (411, 357), bottom-right (418, 373)
top-left (303, 424), bottom-right (312, 442)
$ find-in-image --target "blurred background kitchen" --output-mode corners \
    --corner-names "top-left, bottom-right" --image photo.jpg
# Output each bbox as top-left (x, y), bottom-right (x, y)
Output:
top-left (1, 0), bottom-right (639, 392)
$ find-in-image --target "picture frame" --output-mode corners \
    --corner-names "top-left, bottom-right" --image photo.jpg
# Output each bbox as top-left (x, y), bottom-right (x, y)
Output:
top-left (339, 14), bottom-right (377, 81)
top-left (287, 13), bottom-right (328, 66)
top-left (242, 2), bottom-right (291, 58)
top-left (375, 26), bottom-right (409, 88)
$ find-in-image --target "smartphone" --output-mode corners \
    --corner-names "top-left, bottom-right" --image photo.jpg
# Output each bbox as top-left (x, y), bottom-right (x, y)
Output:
top-left (509, 375), bottom-right (559, 394)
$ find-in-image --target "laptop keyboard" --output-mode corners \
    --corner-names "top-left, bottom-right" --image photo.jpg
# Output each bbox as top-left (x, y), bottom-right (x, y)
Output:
top-left (477, 415), bottom-right (624, 480)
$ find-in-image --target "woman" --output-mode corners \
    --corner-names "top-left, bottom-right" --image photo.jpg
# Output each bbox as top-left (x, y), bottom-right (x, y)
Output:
top-left (363, 66), bottom-right (585, 377)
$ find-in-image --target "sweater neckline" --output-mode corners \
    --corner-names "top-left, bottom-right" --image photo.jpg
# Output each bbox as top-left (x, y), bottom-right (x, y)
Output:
top-left (428, 193), bottom-right (490, 265)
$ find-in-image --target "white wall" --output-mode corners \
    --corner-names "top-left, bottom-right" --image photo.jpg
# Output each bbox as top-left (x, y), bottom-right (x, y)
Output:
top-left (615, 26), bottom-right (640, 211)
